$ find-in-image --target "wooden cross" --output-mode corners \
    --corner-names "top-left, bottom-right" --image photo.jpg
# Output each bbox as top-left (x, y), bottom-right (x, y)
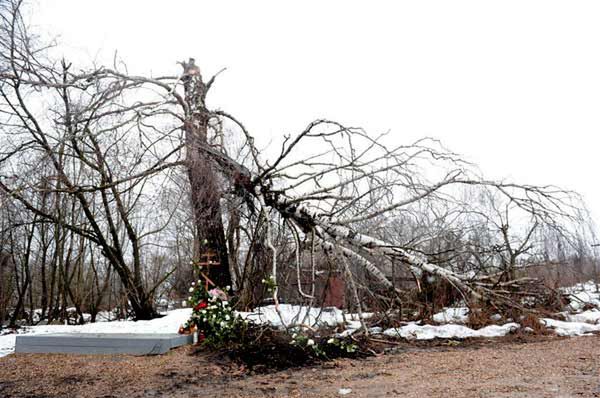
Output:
top-left (197, 249), bottom-right (220, 268)
top-left (197, 249), bottom-right (220, 290)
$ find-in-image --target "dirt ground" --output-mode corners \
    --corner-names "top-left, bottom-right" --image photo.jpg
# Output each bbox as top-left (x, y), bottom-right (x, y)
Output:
top-left (0, 335), bottom-right (599, 398)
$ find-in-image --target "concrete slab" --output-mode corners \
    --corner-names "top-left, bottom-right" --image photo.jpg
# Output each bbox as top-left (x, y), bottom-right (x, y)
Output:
top-left (15, 333), bottom-right (194, 355)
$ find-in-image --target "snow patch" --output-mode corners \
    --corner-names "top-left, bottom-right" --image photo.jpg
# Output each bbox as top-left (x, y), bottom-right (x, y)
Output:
top-left (563, 281), bottom-right (600, 311)
top-left (0, 334), bottom-right (16, 358)
top-left (432, 307), bottom-right (469, 324)
top-left (566, 310), bottom-right (600, 324)
top-left (238, 304), bottom-right (371, 329)
top-left (381, 322), bottom-right (519, 340)
top-left (541, 318), bottom-right (600, 336)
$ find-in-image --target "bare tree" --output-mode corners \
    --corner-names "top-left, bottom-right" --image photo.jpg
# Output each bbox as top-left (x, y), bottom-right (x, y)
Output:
top-left (0, 1), bottom-right (186, 319)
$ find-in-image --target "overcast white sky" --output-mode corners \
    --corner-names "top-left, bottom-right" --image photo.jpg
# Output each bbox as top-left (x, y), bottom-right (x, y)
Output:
top-left (32, 0), bottom-right (600, 229)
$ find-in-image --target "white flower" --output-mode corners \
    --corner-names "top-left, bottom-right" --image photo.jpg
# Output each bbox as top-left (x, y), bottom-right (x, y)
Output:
top-left (327, 338), bottom-right (335, 344)
top-left (197, 279), bottom-right (202, 285)
top-left (191, 281), bottom-right (195, 286)
top-left (188, 296), bottom-right (192, 301)
top-left (181, 300), bottom-right (187, 307)
top-left (307, 339), bottom-right (315, 346)
top-left (292, 333), bottom-right (297, 339)
top-left (225, 285), bottom-right (231, 291)
top-left (189, 287), bottom-right (194, 293)
top-left (225, 315), bottom-right (230, 321)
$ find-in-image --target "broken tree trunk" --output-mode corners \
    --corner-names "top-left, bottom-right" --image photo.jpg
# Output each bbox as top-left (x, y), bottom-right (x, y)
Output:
top-left (181, 58), bottom-right (231, 288)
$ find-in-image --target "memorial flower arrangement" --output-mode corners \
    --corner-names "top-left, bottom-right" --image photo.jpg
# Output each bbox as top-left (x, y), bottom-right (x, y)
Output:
top-left (177, 260), bottom-right (363, 369)
top-left (181, 280), bottom-right (245, 346)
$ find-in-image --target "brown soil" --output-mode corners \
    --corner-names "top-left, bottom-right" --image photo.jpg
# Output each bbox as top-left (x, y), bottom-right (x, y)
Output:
top-left (1, 334), bottom-right (599, 398)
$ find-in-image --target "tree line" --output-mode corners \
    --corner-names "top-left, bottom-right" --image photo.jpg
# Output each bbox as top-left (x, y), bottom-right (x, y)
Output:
top-left (1, 0), bottom-right (598, 327)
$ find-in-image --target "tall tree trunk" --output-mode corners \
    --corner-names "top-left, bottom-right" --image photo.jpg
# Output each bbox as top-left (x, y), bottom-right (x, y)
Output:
top-left (9, 223), bottom-right (34, 327)
top-left (0, 252), bottom-right (9, 327)
top-left (181, 58), bottom-right (231, 288)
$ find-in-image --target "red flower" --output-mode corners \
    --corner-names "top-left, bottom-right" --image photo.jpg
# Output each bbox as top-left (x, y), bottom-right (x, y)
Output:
top-left (194, 301), bottom-right (208, 311)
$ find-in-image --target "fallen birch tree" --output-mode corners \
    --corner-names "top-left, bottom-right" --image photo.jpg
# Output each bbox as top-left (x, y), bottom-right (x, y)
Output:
top-left (190, 114), bottom-right (589, 311)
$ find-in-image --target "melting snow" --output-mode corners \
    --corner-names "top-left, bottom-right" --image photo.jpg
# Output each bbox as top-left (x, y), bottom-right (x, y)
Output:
top-left (566, 310), bottom-right (600, 324)
top-left (381, 322), bottom-right (519, 340)
top-left (2, 281), bottom-right (600, 358)
top-left (0, 306), bottom-right (368, 358)
top-left (563, 281), bottom-right (600, 311)
top-left (238, 304), bottom-right (371, 329)
top-left (432, 307), bottom-right (469, 324)
top-left (541, 318), bottom-right (600, 336)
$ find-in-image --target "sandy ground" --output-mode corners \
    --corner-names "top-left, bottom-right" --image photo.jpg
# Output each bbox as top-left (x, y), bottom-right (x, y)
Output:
top-left (0, 335), bottom-right (599, 398)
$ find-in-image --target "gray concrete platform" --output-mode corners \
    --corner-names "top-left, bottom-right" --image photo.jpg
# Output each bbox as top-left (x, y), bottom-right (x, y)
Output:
top-left (15, 333), bottom-right (194, 355)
